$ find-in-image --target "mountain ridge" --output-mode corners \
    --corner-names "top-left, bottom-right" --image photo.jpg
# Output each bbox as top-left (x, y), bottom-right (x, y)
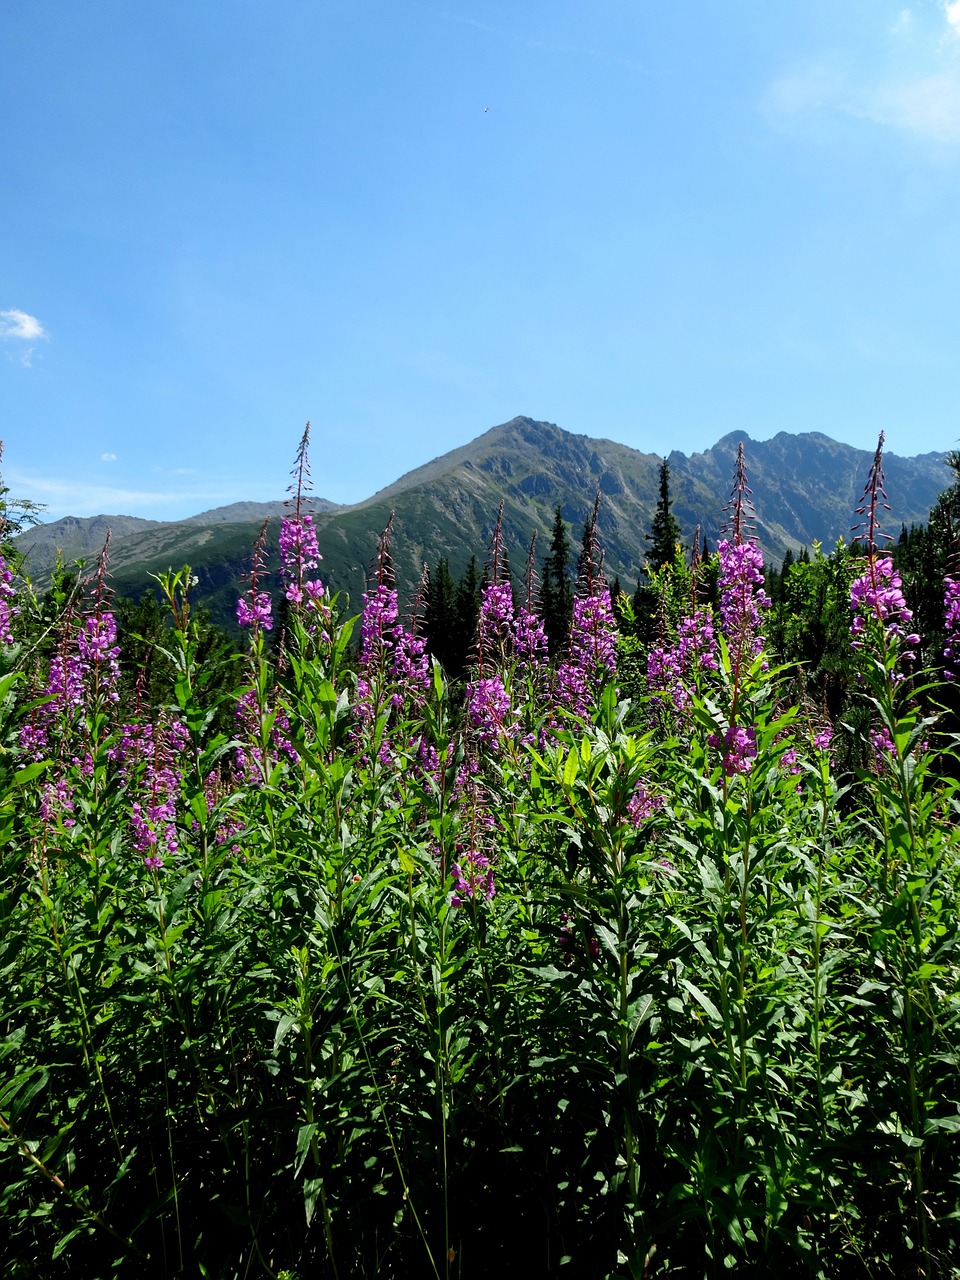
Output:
top-left (14, 417), bottom-right (953, 627)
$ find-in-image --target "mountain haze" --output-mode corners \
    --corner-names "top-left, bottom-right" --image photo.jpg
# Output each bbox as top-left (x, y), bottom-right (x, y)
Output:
top-left (15, 418), bottom-right (951, 628)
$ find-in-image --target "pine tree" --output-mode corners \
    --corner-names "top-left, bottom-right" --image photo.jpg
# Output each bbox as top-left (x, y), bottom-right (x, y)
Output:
top-left (647, 459), bottom-right (682, 571)
top-left (541, 506), bottom-right (574, 656)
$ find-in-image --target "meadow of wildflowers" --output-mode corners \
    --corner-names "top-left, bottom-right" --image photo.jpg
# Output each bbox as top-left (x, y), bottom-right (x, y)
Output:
top-left (1, 429), bottom-right (959, 1279)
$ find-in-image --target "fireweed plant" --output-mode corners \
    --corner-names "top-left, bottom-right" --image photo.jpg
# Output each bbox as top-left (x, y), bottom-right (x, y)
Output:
top-left (1, 434), bottom-right (959, 1280)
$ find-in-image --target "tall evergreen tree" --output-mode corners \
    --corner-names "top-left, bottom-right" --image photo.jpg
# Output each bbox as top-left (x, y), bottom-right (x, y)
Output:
top-left (451, 556), bottom-right (482, 679)
top-left (541, 506), bottom-right (574, 656)
top-left (629, 575), bottom-right (658, 646)
top-left (424, 557), bottom-right (457, 673)
top-left (647, 458), bottom-right (682, 571)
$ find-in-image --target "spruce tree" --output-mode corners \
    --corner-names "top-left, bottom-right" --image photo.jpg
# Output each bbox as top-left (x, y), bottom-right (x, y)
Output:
top-left (452, 556), bottom-right (482, 679)
top-left (647, 458), bottom-right (682, 571)
top-left (424, 557), bottom-right (457, 673)
top-left (542, 506), bottom-right (574, 656)
top-left (630, 576), bottom-right (659, 647)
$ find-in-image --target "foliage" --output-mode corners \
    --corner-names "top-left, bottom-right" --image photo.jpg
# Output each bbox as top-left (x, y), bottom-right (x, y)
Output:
top-left (2, 438), bottom-right (960, 1279)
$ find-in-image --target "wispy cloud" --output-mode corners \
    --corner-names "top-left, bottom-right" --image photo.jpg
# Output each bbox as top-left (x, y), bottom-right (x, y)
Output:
top-left (765, 6), bottom-right (960, 144)
top-left (428, 7), bottom-right (646, 73)
top-left (100, 453), bottom-right (117, 462)
top-left (871, 71), bottom-right (960, 139)
top-left (9, 472), bottom-right (185, 518)
top-left (8, 468), bottom-right (248, 522)
top-left (1, 309), bottom-right (49, 367)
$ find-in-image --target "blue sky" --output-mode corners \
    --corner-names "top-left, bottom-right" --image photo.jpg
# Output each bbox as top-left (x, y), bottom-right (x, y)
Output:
top-left (4, 1), bottom-right (960, 521)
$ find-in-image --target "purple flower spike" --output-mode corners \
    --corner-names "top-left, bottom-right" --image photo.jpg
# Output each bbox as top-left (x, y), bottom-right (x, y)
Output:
top-left (390, 628), bottom-right (431, 711)
top-left (359, 583), bottom-right (400, 665)
top-left (514, 605), bottom-right (548, 663)
top-left (627, 782), bottom-right (664, 827)
top-left (279, 424), bottom-right (325, 607)
top-left (0, 553), bottom-right (18, 646)
top-left (237, 520), bottom-right (274, 634)
top-left (708, 724), bottom-right (758, 776)
top-left (556, 589), bottom-right (618, 718)
top-left (465, 674), bottom-right (516, 749)
top-left (451, 845), bottom-right (496, 905)
top-left (475, 579), bottom-right (515, 671)
top-left (849, 556), bottom-right (917, 661)
top-left (78, 611), bottom-right (121, 700)
top-left (717, 539), bottom-right (770, 666)
top-left (121, 718), bottom-right (187, 858)
top-left (945, 577), bottom-right (960, 678)
top-left (279, 513), bottom-right (322, 603)
top-left (236, 591), bottom-right (274, 632)
top-left (647, 606), bottom-right (717, 713)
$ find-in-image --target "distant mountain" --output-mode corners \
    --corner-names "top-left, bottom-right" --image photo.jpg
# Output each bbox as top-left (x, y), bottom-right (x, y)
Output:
top-left (14, 418), bottom-right (951, 629)
top-left (667, 431), bottom-right (945, 556)
top-left (17, 514), bottom-right (162, 565)
top-left (180, 498), bottom-right (343, 525)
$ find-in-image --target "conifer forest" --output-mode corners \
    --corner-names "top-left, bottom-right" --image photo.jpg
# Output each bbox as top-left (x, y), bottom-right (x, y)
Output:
top-left (3, 427), bottom-right (960, 1279)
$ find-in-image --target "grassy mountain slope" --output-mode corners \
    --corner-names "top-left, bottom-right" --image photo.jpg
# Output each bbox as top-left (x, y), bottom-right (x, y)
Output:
top-left (14, 418), bottom-right (951, 629)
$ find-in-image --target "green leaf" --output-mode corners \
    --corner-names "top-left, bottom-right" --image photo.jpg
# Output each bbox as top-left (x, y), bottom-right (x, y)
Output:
top-left (527, 964), bottom-right (571, 983)
top-left (681, 979), bottom-right (722, 1026)
top-left (273, 1013), bottom-right (299, 1050)
top-left (165, 871), bottom-right (197, 922)
top-left (925, 1115), bottom-right (960, 1133)
top-left (628, 995), bottom-right (655, 1046)
top-left (596, 924), bottom-right (619, 960)
top-left (12, 760), bottom-right (49, 787)
top-left (303, 1175), bottom-right (323, 1226)
top-left (295, 1123), bottom-right (318, 1175)
top-left (52, 1225), bottom-right (89, 1259)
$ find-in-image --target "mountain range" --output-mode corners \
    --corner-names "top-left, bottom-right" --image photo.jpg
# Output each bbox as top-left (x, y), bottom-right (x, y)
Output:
top-left (15, 417), bottom-right (953, 628)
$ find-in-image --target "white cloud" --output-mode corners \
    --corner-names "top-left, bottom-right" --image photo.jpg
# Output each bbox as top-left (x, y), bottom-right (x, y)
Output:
top-left (871, 72), bottom-right (960, 139)
top-left (8, 472), bottom-right (183, 517)
top-left (101, 452), bottom-right (117, 462)
top-left (766, 61), bottom-right (960, 144)
top-left (765, 6), bottom-right (960, 145)
top-left (1, 310), bottom-right (49, 368)
top-left (0, 309), bottom-right (48, 341)
top-left (7, 469), bottom-right (240, 522)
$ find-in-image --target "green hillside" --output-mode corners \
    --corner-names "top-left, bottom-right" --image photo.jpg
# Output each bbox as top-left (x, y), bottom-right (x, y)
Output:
top-left (15, 417), bottom-right (951, 630)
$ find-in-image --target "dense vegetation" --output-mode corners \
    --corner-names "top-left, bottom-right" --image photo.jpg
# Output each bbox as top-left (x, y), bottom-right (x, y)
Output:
top-left (1, 430), bottom-right (959, 1278)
